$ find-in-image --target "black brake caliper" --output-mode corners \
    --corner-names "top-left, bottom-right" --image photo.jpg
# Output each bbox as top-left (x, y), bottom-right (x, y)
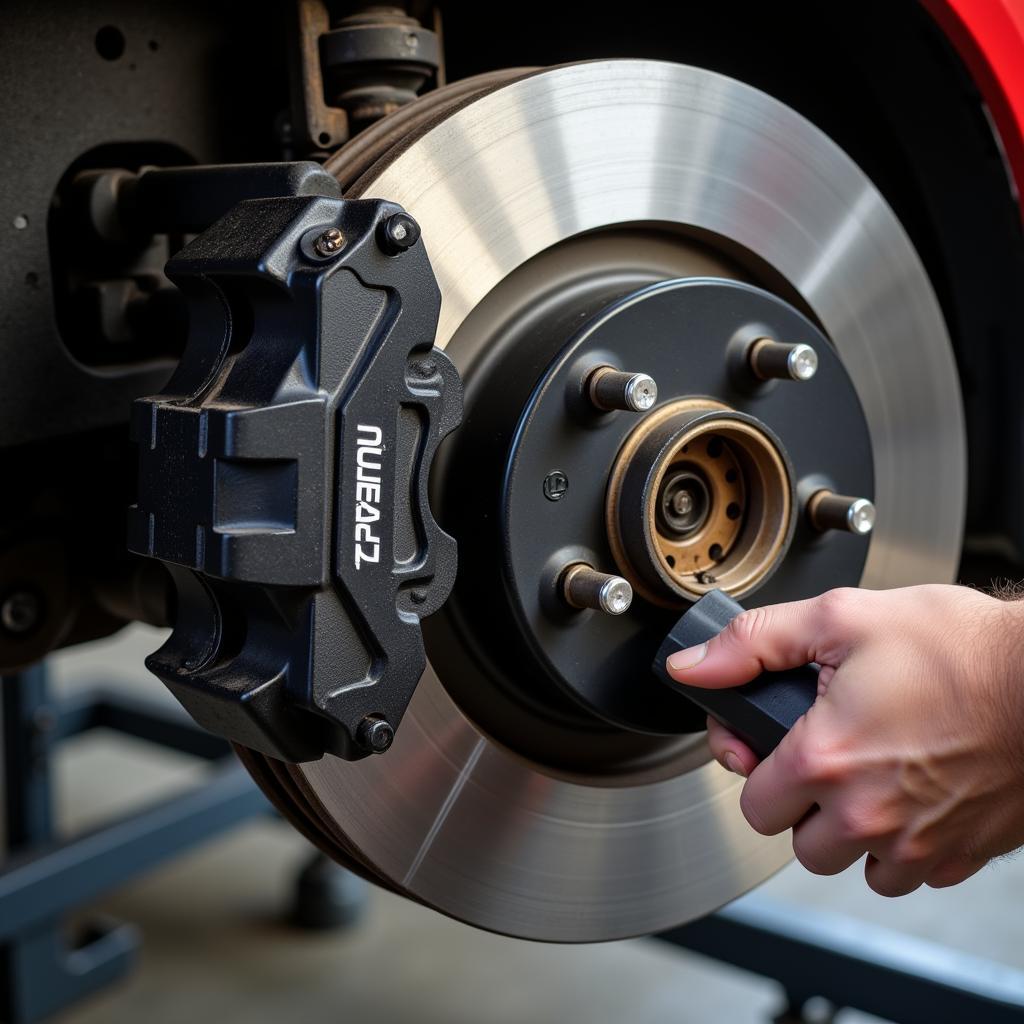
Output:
top-left (128, 196), bottom-right (461, 762)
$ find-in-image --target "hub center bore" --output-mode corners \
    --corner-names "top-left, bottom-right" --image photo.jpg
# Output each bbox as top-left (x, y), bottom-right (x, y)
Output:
top-left (659, 469), bottom-right (711, 536)
top-left (607, 399), bottom-right (794, 605)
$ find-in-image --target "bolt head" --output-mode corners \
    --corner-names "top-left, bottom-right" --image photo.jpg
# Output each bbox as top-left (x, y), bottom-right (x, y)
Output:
top-left (598, 577), bottom-right (633, 615)
top-left (380, 213), bottom-right (422, 255)
top-left (787, 344), bottom-right (819, 381)
top-left (847, 498), bottom-right (876, 535)
top-left (625, 373), bottom-right (658, 411)
top-left (358, 715), bottom-right (395, 754)
top-left (671, 490), bottom-right (694, 516)
top-left (314, 227), bottom-right (345, 258)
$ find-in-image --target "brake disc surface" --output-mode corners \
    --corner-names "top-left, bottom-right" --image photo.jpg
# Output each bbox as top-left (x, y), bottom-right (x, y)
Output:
top-left (250, 60), bottom-right (964, 941)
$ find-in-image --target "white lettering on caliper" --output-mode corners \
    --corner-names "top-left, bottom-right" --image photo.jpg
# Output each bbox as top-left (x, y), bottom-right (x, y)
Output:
top-left (354, 424), bottom-right (383, 569)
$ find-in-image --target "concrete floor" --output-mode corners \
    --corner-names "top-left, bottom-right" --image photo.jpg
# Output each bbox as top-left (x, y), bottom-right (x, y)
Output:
top-left (34, 625), bottom-right (1024, 1023)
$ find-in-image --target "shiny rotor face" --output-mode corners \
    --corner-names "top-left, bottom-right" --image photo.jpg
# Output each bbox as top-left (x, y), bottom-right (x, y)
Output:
top-left (253, 60), bottom-right (964, 941)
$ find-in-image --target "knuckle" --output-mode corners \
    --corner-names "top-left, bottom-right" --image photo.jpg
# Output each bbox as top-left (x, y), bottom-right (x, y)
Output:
top-left (816, 587), bottom-right (860, 631)
top-left (722, 608), bottom-right (771, 649)
top-left (834, 802), bottom-right (889, 843)
top-left (782, 734), bottom-right (841, 786)
top-left (889, 837), bottom-right (931, 867)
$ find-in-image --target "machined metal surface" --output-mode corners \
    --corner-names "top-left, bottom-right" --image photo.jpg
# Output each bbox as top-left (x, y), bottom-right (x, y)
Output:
top-left (588, 366), bottom-right (659, 412)
top-left (809, 490), bottom-right (878, 536)
top-left (259, 60), bottom-right (964, 941)
top-left (749, 338), bottom-right (819, 382)
top-left (561, 563), bottom-right (634, 615)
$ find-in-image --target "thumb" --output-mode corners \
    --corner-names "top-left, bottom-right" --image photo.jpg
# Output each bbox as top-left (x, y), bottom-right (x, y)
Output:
top-left (664, 592), bottom-right (852, 689)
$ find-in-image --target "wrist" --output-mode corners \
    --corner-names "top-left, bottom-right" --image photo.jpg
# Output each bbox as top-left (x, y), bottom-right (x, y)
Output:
top-left (980, 594), bottom-right (1024, 778)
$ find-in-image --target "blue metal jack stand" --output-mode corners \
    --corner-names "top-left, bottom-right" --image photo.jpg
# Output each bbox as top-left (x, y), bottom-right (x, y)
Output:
top-left (0, 664), bottom-right (340, 1023)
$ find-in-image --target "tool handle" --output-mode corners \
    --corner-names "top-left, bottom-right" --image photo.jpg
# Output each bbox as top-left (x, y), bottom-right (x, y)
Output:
top-left (652, 589), bottom-right (818, 760)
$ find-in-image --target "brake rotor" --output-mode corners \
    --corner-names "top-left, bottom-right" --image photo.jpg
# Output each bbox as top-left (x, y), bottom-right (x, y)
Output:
top-left (241, 60), bottom-right (965, 941)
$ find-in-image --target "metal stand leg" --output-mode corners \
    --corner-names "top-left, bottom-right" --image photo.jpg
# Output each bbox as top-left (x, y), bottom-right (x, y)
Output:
top-left (0, 666), bottom-right (272, 1024)
top-left (0, 666), bottom-right (140, 1022)
top-left (291, 852), bottom-right (369, 931)
top-left (660, 895), bottom-right (1024, 1024)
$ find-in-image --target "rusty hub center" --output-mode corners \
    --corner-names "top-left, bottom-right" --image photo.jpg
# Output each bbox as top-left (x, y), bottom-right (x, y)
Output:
top-left (607, 398), bottom-right (794, 605)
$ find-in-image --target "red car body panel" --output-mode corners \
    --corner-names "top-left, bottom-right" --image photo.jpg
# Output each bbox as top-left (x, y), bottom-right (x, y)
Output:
top-left (924, 0), bottom-right (1024, 217)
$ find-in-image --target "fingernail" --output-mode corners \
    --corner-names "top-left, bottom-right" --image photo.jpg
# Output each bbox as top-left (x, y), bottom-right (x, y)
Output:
top-left (723, 753), bottom-right (747, 777)
top-left (667, 642), bottom-right (708, 673)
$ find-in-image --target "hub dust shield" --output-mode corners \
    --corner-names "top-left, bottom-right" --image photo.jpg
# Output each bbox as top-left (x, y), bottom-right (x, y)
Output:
top-left (129, 60), bottom-right (965, 942)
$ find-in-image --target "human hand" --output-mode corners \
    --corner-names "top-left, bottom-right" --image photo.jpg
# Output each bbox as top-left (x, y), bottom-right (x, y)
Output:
top-left (664, 585), bottom-right (1024, 895)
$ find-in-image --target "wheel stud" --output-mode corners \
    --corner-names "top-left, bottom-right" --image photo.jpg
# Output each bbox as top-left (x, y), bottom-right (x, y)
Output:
top-left (561, 563), bottom-right (633, 615)
top-left (807, 490), bottom-right (876, 535)
top-left (748, 339), bottom-right (818, 382)
top-left (587, 366), bottom-right (658, 412)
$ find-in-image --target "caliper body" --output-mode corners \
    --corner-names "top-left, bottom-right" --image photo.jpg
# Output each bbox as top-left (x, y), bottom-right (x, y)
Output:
top-left (128, 195), bottom-right (461, 761)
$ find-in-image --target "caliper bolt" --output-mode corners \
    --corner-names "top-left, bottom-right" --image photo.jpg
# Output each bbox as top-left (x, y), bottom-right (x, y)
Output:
top-left (807, 490), bottom-right (876, 535)
top-left (357, 715), bottom-right (395, 754)
top-left (314, 227), bottom-right (346, 258)
top-left (379, 212), bottom-right (422, 255)
top-left (1, 591), bottom-right (39, 634)
top-left (562, 563), bottom-right (633, 615)
top-left (587, 366), bottom-right (658, 412)
top-left (748, 339), bottom-right (819, 382)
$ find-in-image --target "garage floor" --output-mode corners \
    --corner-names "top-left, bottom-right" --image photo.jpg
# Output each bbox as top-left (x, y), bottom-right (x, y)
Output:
top-left (39, 626), bottom-right (1024, 1024)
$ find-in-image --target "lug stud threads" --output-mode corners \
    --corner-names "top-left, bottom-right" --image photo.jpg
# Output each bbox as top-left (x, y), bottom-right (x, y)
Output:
top-left (379, 212), bottom-right (422, 255)
top-left (587, 366), bottom-right (658, 412)
top-left (314, 226), bottom-right (346, 258)
top-left (562, 563), bottom-right (633, 615)
top-left (807, 490), bottom-right (876, 536)
top-left (748, 339), bottom-right (818, 382)
top-left (357, 714), bottom-right (395, 754)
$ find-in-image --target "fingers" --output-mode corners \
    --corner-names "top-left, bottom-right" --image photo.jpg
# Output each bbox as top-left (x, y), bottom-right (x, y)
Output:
top-left (664, 589), bottom-right (861, 690)
top-left (864, 854), bottom-right (927, 898)
top-left (791, 809), bottom-right (865, 876)
top-left (705, 717), bottom-right (759, 777)
top-left (736, 732), bottom-right (818, 835)
top-left (926, 858), bottom-right (987, 889)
